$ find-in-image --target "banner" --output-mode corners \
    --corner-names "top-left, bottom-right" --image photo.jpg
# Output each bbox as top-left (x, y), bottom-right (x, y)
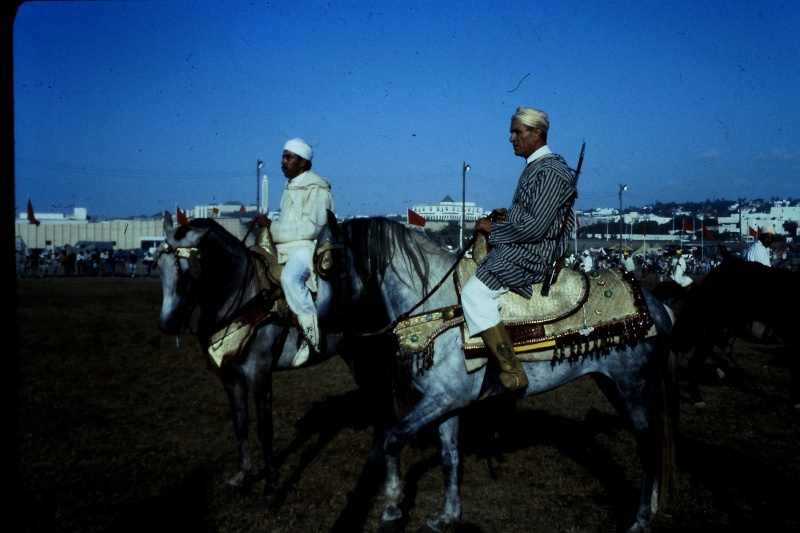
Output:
top-left (26, 197), bottom-right (41, 227)
top-left (683, 219), bottom-right (693, 232)
top-left (407, 209), bottom-right (426, 227)
top-left (749, 226), bottom-right (758, 238)
top-left (702, 224), bottom-right (714, 240)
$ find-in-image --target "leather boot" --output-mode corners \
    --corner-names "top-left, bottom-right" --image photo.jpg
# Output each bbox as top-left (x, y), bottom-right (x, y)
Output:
top-left (292, 313), bottom-right (321, 367)
top-left (481, 321), bottom-right (528, 391)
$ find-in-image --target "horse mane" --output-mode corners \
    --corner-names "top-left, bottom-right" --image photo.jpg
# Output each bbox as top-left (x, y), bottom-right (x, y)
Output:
top-left (342, 217), bottom-right (451, 294)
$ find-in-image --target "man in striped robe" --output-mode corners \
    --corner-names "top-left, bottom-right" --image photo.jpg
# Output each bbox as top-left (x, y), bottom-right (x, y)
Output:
top-left (461, 107), bottom-right (577, 394)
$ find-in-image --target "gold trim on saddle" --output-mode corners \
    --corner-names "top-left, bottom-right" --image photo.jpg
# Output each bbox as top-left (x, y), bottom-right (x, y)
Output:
top-left (392, 268), bottom-right (654, 376)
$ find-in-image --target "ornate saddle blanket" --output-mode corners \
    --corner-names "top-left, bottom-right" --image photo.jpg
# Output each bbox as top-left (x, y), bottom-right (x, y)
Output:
top-left (393, 255), bottom-right (655, 375)
top-left (206, 248), bottom-right (290, 368)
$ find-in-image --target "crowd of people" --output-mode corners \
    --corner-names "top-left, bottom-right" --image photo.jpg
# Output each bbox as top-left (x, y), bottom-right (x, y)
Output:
top-left (17, 246), bottom-right (157, 279)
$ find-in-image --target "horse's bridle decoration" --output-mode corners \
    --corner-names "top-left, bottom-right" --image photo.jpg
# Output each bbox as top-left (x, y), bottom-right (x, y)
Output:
top-left (154, 241), bottom-right (202, 279)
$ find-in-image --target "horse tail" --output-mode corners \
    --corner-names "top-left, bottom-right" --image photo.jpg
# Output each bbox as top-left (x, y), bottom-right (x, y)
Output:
top-left (656, 349), bottom-right (679, 509)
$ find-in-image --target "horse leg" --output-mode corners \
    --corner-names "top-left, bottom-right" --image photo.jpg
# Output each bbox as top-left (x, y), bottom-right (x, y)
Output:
top-left (593, 371), bottom-right (673, 533)
top-left (219, 365), bottom-right (254, 490)
top-left (251, 362), bottom-right (279, 508)
top-left (380, 396), bottom-right (462, 533)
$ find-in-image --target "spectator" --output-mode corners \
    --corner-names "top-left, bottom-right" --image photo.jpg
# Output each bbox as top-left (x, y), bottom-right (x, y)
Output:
top-left (743, 225), bottom-right (775, 267)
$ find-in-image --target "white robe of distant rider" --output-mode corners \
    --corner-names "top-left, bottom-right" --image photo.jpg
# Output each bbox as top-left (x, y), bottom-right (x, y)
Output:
top-left (670, 253), bottom-right (693, 288)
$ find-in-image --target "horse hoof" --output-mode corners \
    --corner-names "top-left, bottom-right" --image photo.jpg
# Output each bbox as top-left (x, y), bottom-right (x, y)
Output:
top-left (693, 400), bottom-right (706, 408)
top-left (378, 516), bottom-right (407, 533)
top-left (227, 471), bottom-right (247, 487)
top-left (261, 491), bottom-right (279, 511)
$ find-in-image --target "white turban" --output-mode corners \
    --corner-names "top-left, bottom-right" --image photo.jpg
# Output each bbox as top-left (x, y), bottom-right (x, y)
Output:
top-left (283, 138), bottom-right (313, 161)
top-left (760, 225), bottom-right (775, 234)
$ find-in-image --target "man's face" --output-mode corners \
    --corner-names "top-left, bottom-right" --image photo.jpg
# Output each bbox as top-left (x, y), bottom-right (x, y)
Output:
top-left (761, 233), bottom-right (775, 246)
top-left (281, 150), bottom-right (306, 179)
top-left (509, 117), bottom-right (541, 159)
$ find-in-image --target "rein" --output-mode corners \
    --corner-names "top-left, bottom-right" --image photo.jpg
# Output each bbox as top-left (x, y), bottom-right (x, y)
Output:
top-left (360, 233), bottom-right (476, 337)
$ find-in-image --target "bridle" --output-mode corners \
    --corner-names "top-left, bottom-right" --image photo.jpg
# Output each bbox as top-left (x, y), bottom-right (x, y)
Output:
top-left (154, 241), bottom-right (202, 279)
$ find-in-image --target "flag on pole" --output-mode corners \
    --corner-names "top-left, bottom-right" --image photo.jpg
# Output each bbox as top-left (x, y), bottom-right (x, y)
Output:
top-left (642, 220), bottom-right (647, 236)
top-left (702, 224), bottom-right (714, 240)
top-left (26, 197), bottom-right (41, 226)
top-left (176, 205), bottom-right (189, 226)
top-left (576, 216), bottom-right (581, 234)
top-left (407, 209), bottom-right (426, 227)
top-left (683, 219), bottom-right (693, 232)
top-left (749, 226), bottom-right (758, 239)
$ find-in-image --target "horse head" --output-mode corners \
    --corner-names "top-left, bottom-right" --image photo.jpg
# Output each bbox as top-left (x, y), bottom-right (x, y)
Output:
top-left (155, 212), bottom-right (251, 337)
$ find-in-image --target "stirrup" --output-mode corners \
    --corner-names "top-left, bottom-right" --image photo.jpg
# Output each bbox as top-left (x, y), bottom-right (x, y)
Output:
top-left (292, 342), bottom-right (311, 367)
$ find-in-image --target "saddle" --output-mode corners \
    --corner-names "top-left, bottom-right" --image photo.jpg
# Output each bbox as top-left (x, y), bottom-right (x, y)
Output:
top-left (393, 238), bottom-right (655, 375)
top-left (207, 227), bottom-right (293, 368)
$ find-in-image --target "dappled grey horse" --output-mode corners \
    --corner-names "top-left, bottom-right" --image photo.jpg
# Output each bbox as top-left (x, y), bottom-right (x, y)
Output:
top-left (315, 216), bottom-right (678, 533)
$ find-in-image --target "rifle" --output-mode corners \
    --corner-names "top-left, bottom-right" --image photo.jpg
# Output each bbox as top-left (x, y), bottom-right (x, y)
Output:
top-left (541, 141), bottom-right (585, 297)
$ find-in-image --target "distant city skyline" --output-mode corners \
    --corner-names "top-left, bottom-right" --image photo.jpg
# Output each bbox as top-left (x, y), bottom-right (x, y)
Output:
top-left (13, 1), bottom-right (800, 220)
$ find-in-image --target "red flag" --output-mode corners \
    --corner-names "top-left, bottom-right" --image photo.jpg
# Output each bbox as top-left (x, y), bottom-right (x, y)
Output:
top-left (407, 209), bottom-right (426, 227)
top-left (26, 197), bottom-right (41, 226)
top-left (176, 205), bottom-right (189, 226)
top-left (239, 205), bottom-right (246, 212)
top-left (212, 207), bottom-right (219, 216)
top-left (683, 219), bottom-right (693, 232)
top-left (749, 226), bottom-right (758, 238)
top-left (642, 220), bottom-right (647, 236)
top-left (702, 224), bottom-right (714, 240)
top-left (576, 216), bottom-right (581, 233)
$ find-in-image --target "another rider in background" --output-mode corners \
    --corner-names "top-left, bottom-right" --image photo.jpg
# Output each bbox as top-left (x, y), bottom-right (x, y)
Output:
top-left (621, 250), bottom-right (636, 273)
top-left (257, 138), bottom-right (334, 367)
top-left (743, 225), bottom-right (775, 267)
top-left (742, 225), bottom-right (776, 341)
top-left (461, 106), bottom-right (577, 396)
top-left (578, 249), bottom-right (594, 272)
top-left (670, 249), bottom-right (693, 288)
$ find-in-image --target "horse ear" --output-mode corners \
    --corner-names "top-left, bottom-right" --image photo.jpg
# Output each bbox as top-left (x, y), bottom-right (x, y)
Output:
top-left (164, 211), bottom-right (174, 231)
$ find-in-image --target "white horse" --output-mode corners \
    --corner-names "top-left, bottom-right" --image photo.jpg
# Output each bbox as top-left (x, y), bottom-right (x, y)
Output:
top-left (314, 215), bottom-right (678, 533)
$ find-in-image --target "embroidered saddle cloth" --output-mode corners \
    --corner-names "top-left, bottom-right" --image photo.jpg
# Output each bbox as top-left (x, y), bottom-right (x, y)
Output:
top-left (393, 257), bottom-right (655, 375)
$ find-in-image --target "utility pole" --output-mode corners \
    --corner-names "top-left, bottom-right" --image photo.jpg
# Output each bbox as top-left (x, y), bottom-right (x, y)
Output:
top-left (618, 184), bottom-right (627, 254)
top-left (460, 162), bottom-right (471, 250)
top-left (256, 160), bottom-right (264, 214)
top-left (738, 197), bottom-right (746, 250)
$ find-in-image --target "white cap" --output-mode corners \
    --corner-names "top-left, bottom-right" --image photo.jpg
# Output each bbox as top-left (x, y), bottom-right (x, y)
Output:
top-left (760, 225), bottom-right (775, 235)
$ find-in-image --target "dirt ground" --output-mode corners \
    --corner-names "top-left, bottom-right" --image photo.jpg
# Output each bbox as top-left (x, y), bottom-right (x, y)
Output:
top-left (15, 276), bottom-right (799, 532)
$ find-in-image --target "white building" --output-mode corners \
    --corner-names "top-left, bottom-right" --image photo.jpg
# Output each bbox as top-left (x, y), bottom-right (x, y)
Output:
top-left (411, 195), bottom-right (485, 224)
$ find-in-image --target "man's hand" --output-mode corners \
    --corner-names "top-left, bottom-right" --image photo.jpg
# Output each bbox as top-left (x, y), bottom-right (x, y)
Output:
top-left (489, 208), bottom-right (507, 222)
top-left (474, 217), bottom-right (493, 235)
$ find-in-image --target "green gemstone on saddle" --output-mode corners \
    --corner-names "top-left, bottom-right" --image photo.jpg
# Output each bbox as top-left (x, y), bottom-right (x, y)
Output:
top-left (604, 289), bottom-right (613, 298)
top-left (410, 334), bottom-right (419, 342)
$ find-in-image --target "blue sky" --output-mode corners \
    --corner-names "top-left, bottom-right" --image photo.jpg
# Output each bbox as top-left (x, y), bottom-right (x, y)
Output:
top-left (13, 0), bottom-right (800, 220)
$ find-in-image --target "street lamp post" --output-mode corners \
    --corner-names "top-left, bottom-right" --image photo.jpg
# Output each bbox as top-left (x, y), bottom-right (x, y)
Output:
top-left (618, 184), bottom-right (627, 253)
top-left (256, 160), bottom-right (264, 214)
top-left (460, 162), bottom-right (471, 250)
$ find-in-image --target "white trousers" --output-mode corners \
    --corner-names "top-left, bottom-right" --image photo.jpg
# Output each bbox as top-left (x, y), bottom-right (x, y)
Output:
top-left (461, 276), bottom-right (507, 336)
top-left (282, 249), bottom-right (316, 315)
